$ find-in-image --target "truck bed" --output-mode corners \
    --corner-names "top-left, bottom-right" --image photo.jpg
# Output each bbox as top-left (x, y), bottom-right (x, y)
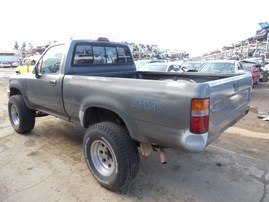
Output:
top-left (73, 68), bottom-right (246, 83)
top-left (138, 71), bottom-right (244, 83)
top-left (62, 71), bottom-right (252, 151)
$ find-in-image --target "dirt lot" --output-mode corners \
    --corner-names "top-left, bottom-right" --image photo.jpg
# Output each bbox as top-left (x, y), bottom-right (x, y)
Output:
top-left (0, 69), bottom-right (268, 202)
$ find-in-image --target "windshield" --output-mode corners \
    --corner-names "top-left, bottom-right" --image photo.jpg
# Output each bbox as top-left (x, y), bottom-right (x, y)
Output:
top-left (182, 61), bottom-right (203, 70)
top-left (241, 63), bottom-right (253, 71)
top-left (200, 62), bottom-right (235, 73)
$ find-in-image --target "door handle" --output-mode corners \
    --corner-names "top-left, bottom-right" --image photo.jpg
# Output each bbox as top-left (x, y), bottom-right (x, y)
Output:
top-left (50, 80), bottom-right (57, 85)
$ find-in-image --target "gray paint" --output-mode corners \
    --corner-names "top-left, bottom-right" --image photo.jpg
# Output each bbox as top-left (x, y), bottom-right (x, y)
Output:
top-left (8, 40), bottom-right (253, 152)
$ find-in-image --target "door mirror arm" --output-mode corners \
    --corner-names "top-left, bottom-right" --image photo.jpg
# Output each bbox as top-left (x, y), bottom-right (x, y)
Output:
top-left (34, 62), bottom-right (42, 78)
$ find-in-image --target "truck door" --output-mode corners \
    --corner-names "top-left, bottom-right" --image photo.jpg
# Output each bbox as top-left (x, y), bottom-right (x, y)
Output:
top-left (26, 44), bottom-right (68, 119)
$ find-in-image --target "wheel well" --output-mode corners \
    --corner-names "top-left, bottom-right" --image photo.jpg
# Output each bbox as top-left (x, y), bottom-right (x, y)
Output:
top-left (84, 107), bottom-right (126, 129)
top-left (10, 88), bottom-right (21, 96)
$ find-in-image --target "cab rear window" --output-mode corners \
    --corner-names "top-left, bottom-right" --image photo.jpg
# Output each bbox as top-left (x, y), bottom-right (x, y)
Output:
top-left (72, 44), bottom-right (132, 66)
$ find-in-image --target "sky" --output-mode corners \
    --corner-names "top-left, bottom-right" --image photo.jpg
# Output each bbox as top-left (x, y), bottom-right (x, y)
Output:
top-left (0, 0), bottom-right (268, 56)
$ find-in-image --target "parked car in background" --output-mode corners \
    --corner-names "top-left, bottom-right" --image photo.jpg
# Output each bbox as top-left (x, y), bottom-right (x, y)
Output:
top-left (0, 55), bottom-right (20, 67)
top-left (181, 61), bottom-right (205, 72)
top-left (241, 57), bottom-right (268, 82)
top-left (199, 60), bottom-right (260, 85)
top-left (138, 62), bottom-right (183, 72)
top-left (199, 60), bottom-right (244, 74)
top-left (0, 61), bottom-right (12, 68)
top-left (135, 59), bottom-right (169, 70)
top-left (15, 55), bottom-right (40, 74)
top-left (241, 61), bottom-right (261, 84)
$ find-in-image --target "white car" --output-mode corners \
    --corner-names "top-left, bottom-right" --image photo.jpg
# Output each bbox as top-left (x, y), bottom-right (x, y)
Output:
top-left (0, 61), bottom-right (12, 68)
top-left (139, 62), bottom-right (183, 72)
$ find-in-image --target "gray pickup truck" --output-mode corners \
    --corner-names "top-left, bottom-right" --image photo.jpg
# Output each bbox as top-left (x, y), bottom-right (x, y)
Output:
top-left (8, 37), bottom-right (252, 191)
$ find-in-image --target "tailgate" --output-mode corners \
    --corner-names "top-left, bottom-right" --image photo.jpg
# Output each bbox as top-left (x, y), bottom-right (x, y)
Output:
top-left (207, 74), bottom-right (252, 144)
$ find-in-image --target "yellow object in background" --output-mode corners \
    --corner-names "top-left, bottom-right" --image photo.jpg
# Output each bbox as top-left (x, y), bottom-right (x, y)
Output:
top-left (15, 55), bottom-right (40, 74)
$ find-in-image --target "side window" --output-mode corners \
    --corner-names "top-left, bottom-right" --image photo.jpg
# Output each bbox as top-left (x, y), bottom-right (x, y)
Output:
top-left (117, 47), bottom-right (132, 63)
top-left (40, 45), bottom-right (64, 74)
top-left (105, 47), bottom-right (117, 63)
top-left (73, 45), bottom-right (93, 65)
top-left (93, 46), bottom-right (106, 64)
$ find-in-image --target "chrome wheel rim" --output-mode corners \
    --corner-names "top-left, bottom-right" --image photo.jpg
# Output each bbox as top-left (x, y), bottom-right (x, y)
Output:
top-left (11, 104), bottom-right (20, 126)
top-left (91, 140), bottom-right (116, 176)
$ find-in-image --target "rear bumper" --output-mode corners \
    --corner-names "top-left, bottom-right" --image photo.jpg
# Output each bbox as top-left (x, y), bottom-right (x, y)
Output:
top-left (133, 120), bottom-right (208, 152)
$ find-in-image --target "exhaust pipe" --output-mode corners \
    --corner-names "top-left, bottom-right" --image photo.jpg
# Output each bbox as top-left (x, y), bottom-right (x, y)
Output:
top-left (159, 147), bottom-right (167, 164)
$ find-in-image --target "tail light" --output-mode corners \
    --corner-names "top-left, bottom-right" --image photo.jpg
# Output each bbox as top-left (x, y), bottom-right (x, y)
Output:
top-left (191, 98), bottom-right (209, 134)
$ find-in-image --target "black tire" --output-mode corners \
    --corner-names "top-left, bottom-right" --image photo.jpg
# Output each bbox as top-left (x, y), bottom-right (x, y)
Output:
top-left (83, 121), bottom-right (140, 191)
top-left (263, 71), bottom-right (268, 82)
top-left (8, 95), bottom-right (35, 134)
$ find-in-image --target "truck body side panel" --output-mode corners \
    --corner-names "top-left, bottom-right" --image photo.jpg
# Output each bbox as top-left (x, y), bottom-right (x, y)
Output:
top-left (8, 39), bottom-right (253, 152)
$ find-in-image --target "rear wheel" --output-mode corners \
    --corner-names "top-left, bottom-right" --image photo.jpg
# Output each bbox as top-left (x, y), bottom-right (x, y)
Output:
top-left (83, 121), bottom-right (139, 191)
top-left (8, 95), bottom-right (35, 134)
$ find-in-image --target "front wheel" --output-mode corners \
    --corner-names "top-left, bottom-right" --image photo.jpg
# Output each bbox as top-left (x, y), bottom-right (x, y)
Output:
top-left (8, 95), bottom-right (35, 134)
top-left (83, 121), bottom-right (140, 191)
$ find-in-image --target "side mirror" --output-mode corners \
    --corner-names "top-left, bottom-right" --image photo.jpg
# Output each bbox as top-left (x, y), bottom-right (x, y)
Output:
top-left (34, 62), bottom-right (42, 78)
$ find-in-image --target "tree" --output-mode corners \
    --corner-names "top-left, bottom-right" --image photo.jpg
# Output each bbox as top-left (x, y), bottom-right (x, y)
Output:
top-left (28, 42), bottom-right (34, 55)
top-left (21, 42), bottom-right (26, 50)
top-left (14, 41), bottom-right (19, 50)
top-left (28, 42), bottom-right (33, 49)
